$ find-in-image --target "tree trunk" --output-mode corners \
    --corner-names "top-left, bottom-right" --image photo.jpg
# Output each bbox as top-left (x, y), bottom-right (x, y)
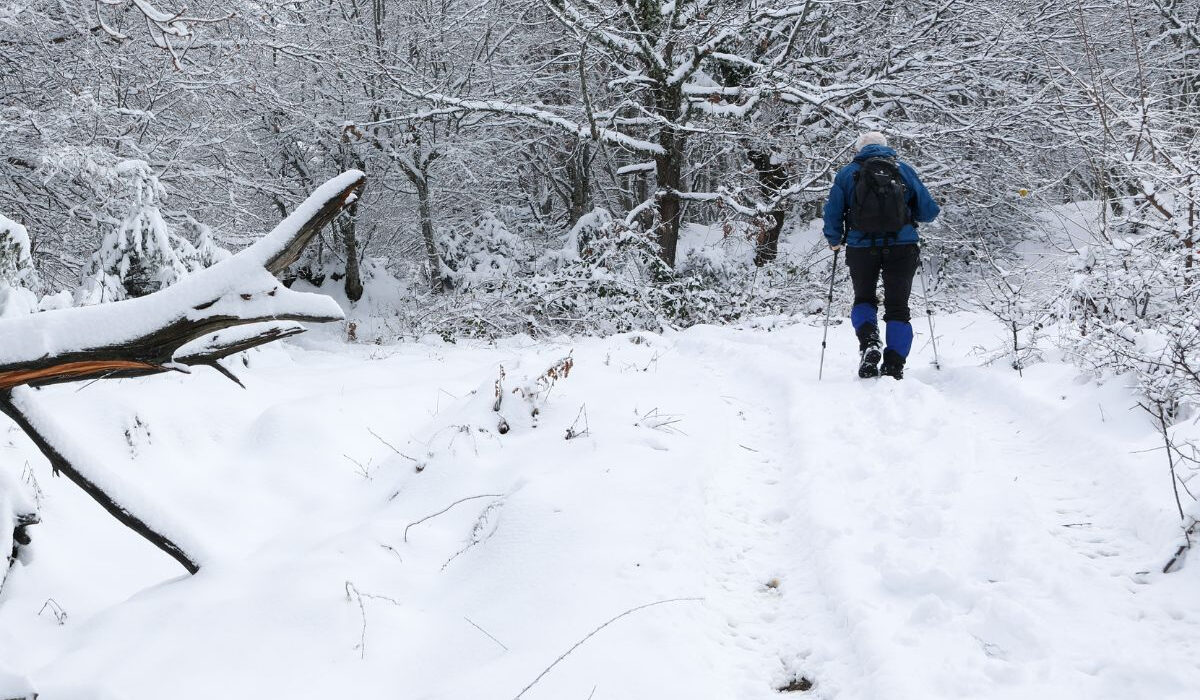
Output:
top-left (338, 144), bottom-right (366, 302)
top-left (567, 140), bottom-right (593, 223)
top-left (415, 177), bottom-right (446, 292)
top-left (342, 199), bottom-right (364, 302)
top-left (1186, 174), bottom-right (1195, 276)
top-left (653, 84), bottom-right (685, 269)
top-left (749, 149), bottom-right (789, 266)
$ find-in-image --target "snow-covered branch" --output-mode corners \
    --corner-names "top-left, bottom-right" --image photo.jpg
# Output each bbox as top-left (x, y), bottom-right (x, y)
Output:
top-left (0, 171), bottom-right (364, 390)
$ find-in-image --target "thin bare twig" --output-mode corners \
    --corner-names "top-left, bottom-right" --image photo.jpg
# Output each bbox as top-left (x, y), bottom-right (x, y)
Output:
top-left (404, 493), bottom-right (505, 542)
top-left (344, 581), bottom-right (402, 659)
top-left (565, 405), bottom-right (590, 440)
top-left (464, 616), bottom-right (509, 652)
top-left (512, 597), bottom-right (703, 699)
top-left (367, 427), bottom-right (417, 462)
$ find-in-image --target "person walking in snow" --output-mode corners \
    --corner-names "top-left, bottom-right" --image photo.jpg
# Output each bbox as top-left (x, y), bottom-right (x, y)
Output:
top-left (822, 132), bottom-right (940, 380)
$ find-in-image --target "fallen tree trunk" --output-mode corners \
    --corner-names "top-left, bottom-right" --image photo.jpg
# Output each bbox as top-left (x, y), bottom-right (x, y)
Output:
top-left (0, 171), bottom-right (365, 575)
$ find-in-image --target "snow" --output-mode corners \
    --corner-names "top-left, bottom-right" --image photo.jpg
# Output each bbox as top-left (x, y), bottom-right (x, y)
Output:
top-left (2, 311), bottom-right (1199, 699)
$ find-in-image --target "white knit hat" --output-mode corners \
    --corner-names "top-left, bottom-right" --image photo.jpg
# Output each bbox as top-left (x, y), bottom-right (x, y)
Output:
top-left (855, 131), bottom-right (888, 150)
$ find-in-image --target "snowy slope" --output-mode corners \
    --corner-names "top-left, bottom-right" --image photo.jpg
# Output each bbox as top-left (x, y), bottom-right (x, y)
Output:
top-left (1, 313), bottom-right (1198, 699)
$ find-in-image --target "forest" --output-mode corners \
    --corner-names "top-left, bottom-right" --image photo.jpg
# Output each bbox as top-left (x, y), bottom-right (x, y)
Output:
top-left (1, 1), bottom-right (1199, 698)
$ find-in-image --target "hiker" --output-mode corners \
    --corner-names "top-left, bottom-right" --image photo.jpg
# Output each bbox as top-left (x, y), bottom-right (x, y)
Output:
top-left (822, 132), bottom-right (940, 380)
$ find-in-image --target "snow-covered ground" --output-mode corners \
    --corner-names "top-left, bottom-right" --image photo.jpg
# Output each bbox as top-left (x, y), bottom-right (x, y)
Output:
top-left (2, 312), bottom-right (1198, 699)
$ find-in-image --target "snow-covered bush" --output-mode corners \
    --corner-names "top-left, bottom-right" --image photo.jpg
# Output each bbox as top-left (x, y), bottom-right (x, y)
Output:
top-left (438, 212), bottom-right (528, 290)
top-left (76, 162), bottom-right (229, 304)
top-left (394, 209), bottom-right (823, 341)
top-left (1063, 230), bottom-right (1200, 416)
top-left (0, 214), bottom-right (38, 318)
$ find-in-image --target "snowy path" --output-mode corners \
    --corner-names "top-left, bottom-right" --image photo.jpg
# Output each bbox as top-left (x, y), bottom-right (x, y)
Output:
top-left (676, 325), bottom-right (1200, 699)
top-left (2, 314), bottom-right (1199, 699)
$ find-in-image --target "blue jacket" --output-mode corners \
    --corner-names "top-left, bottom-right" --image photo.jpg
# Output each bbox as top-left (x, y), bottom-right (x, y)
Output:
top-left (822, 144), bottom-right (940, 247)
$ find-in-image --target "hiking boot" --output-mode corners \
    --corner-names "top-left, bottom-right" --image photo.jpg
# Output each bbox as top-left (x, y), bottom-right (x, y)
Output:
top-left (858, 345), bottom-right (881, 378)
top-left (856, 324), bottom-right (882, 379)
top-left (880, 349), bottom-right (905, 380)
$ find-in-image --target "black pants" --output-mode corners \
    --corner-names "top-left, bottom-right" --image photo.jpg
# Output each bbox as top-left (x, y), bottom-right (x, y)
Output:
top-left (845, 243), bottom-right (920, 325)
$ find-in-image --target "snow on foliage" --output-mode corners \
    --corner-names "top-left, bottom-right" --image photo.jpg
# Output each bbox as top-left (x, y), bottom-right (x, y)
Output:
top-left (438, 212), bottom-right (528, 289)
top-left (0, 214), bottom-right (37, 319)
top-left (1062, 220), bottom-right (1200, 412)
top-left (76, 162), bottom-right (232, 305)
top-left (386, 212), bottom-right (824, 341)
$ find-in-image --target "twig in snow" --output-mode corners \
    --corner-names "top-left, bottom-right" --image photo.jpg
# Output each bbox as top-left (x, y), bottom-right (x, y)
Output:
top-left (404, 493), bottom-right (505, 542)
top-left (464, 616), bottom-right (509, 651)
top-left (367, 427), bottom-right (416, 461)
top-left (1144, 401), bottom-right (1187, 522)
top-left (512, 597), bottom-right (703, 699)
top-left (21, 461), bottom-right (42, 508)
top-left (343, 453), bottom-right (374, 480)
top-left (38, 598), bottom-right (67, 625)
top-left (494, 365), bottom-right (506, 412)
top-left (565, 405), bottom-right (590, 440)
top-left (443, 499), bottom-right (505, 570)
top-left (344, 581), bottom-right (402, 659)
top-left (634, 408), bottom-right (686, 435)
top-left (379, 543), bottom-right (403, 562)
top-left (345, 582), bottom-right (368, 658)
top-left (1164, 517), bottom-right (1200, 574)
top-left (432, 388), bottom-right (460, 416)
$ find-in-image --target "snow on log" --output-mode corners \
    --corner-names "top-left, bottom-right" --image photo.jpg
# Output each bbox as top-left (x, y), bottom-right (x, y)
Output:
top-left (0, 170), bottom-right (364, 390)
top-left (0, 662), bottom-right (36, 700)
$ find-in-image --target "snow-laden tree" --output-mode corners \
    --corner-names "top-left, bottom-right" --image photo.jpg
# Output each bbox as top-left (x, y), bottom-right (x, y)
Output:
top-left (76, 162), bottom-right (218, 304)
top-left (0, 214), bottom-right (38, 318)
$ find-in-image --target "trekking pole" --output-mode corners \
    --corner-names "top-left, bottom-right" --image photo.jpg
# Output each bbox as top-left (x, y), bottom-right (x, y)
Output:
top-left (818, 247), bottom-right (841, 381)
top-left (918, 259), bottom-right (942, 370)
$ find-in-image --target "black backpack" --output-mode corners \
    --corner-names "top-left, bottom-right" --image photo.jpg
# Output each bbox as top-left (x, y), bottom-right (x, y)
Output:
top-left (849, 157), bottom-right (910, 235)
